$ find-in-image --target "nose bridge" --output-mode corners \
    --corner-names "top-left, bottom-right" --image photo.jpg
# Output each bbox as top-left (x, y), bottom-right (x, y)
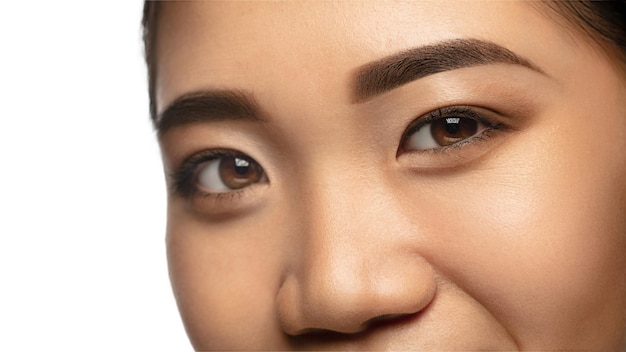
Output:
top-left (304, 166), bottom-right (378, 252)
top-left (278, 163), bottom-right (436, 335)
top-left (301, 173), bottom-right (382, 303)
top-left (298, 161), bottom-right (389, 275)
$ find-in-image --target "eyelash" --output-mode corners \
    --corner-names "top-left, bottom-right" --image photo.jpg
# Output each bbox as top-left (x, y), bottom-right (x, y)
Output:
top-left (171, 106), bottom-right (506, 201)
top-left (400, 105), bottom-right (505, 154)
top-left (170, 149), bottom-right (255, 201)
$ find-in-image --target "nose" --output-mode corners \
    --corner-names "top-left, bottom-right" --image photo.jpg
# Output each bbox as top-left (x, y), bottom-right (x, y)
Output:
top-left (277, 177), bottom-right (437, 336)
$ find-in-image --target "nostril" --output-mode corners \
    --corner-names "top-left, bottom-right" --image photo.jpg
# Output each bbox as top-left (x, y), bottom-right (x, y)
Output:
top-left (299, 314), bottom-right (418, 337)
top-left (362, 311), bottom-right (426, 333)
top-left (277, 237), bottom-right (438, 337)
top-left (365, 313), bottom-right (410, 326)
top-left (287, 312), bottom-right (423, 347)
top-left (286, 327), bottom-right (364, 347)
top-left (294, 328), bottom-right (347, 337)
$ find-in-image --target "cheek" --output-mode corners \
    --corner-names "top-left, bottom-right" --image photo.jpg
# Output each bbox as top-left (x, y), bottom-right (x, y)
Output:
top-left (406, 104), bottom-right (626, 346)
top-left (165, 205), bottom-right (289, 349)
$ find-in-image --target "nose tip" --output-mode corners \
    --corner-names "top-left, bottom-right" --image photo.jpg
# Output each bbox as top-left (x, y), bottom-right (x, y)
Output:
top-left (276, 171), bottom-right (437, 337)
top-left (277, 258), bottom-right (437, 335)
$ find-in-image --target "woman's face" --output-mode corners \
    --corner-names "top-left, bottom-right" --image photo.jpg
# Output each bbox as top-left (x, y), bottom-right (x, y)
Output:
top-left (155, 1), bottom-right (626, 350)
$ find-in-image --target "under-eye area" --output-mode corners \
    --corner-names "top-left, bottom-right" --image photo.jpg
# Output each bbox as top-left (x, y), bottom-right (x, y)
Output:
top-left (148, 0), bottom-right (626, 350)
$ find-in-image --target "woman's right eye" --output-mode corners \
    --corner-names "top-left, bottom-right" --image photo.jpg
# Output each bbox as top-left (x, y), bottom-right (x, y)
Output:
top-left (172, 150), bottom-right (268, 199)
top-left (195, 154), bottom-right (267, 193)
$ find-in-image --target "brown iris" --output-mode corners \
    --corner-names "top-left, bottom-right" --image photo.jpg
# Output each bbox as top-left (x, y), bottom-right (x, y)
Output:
top-left (218, 156), bottom-right (264, 189)
top-left (431, 117), bottom-right (478, 146)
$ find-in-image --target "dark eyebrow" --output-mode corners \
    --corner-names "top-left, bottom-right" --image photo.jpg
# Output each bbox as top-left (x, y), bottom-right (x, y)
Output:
top-left (156, 90), bottom-right (261, 136)
top-left (353, 38), bottom-right (544, 102)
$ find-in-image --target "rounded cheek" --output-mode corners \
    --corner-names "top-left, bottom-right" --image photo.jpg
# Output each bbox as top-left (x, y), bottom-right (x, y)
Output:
top-left (166, 205), bottom-right (291, 349)
top-left (409, 102), bottom-right (626, 347)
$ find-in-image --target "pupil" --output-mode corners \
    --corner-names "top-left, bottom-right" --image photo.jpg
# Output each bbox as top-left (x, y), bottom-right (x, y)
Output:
top-left (218, 156), bottom-right (261, 190)
top-left (234, 158), bottom-right (250, 175)
top-left (430, 116), bottom-right (479, 146)
top-left (445, 122), bottom-right (460, 135)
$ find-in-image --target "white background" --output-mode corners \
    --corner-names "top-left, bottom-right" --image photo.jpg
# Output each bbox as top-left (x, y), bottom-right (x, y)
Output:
top-left (0, 1), bottom-right (190, 350)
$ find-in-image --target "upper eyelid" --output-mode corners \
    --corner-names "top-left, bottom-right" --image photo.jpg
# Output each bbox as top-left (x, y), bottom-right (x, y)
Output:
top-left (398, 105), bottom-right (506, 157)
top-left (402, 106), bottom-right (499, 138)
top-left (170, 149), bottom-right (268, 198)
top-left (169, 105), bottom-right (505, 195)
top-left (180, 149), bottom-right (238, 169)
top-left (169, 150), bottom-right (230, 198)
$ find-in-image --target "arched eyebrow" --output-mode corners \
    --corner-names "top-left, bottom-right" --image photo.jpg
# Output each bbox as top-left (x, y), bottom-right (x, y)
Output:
top-left (156, 39), bottom-right (544, 136)
top-left (353, 38), bottom-right (545, 102)
top-left (156, 90), bottom-right (262, 136)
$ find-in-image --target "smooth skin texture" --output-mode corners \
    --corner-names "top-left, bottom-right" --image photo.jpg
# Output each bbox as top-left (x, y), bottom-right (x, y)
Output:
top-left (155, 1), bottom-right (626, 350)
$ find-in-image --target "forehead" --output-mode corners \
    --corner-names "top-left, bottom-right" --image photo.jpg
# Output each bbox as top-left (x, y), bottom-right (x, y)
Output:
top-left (154, 1), bottom-right (563, 114)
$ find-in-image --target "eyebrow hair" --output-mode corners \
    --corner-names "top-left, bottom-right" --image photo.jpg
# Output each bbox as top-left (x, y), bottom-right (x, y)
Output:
top-left (156, 39), bottom-right (542, 134)
top-left (353, 38), bottom-right (544, 102)
top-left (156, 90), bottom-right (261, 136)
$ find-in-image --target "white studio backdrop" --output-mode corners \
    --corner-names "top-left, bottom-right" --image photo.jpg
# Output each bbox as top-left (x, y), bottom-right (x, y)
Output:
top-left (0, 1), bottom-right (190, 350)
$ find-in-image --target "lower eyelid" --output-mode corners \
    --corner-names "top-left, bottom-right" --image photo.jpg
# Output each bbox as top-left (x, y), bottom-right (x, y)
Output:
top-left (398, 128), bottom-right (506, 169)
top-left (168, 151), bottom-right (269, 216)
top-left (202, 188), bottom-right (245, 202)
top-left (410, 128), bottom-right (493, 153)
top-left (185, 182), bottom-right (270, 218)
top-left (171, 148), bottom-right (268, 195)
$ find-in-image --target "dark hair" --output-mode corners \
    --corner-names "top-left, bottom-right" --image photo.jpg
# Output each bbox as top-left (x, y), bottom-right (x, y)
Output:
top-left (542, 1), bottom-right (626, 64)
top-left (142, 1), bottom-right (160, 123)
top-left (141, 1), bottom-right (626, 122)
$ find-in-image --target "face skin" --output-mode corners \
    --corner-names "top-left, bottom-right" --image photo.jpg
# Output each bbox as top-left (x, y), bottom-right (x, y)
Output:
top-left (154, 1), bottom-right (626, 350)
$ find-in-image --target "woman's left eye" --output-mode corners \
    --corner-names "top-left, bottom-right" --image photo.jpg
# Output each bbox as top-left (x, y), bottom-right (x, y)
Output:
top-left (402, 107), bottom-right (493, 151)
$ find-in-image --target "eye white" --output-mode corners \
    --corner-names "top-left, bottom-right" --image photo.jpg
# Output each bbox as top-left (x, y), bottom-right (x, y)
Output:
top-left (196, 159), bottom-right (231, 192)
top-left (405, 125), bottom-right (439, 150)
